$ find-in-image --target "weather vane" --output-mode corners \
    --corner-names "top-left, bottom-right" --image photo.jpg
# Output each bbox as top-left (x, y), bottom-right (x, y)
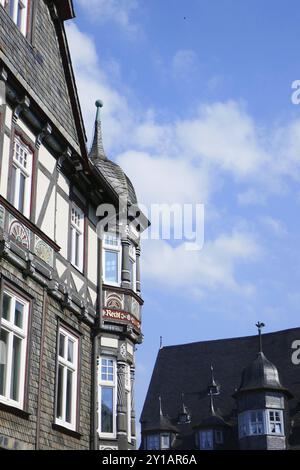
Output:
top-left (255, 321), bottom-right (265, 352)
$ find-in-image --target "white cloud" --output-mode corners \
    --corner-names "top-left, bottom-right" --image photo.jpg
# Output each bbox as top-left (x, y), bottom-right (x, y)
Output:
top-left (117, 150), bottom-right (212, 206)
top-left (176, 101), bottom-right (270, 179)
top-left (76, 0), bottom-right (139, 34)
top-left (141, 231), bottom-right (260, 296)
top-left (66, 24), bottom-right (282, 297)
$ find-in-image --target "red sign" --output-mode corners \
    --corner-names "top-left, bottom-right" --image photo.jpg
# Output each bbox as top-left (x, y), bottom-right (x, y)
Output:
top-left (102, 308), bottom-right (141, 331)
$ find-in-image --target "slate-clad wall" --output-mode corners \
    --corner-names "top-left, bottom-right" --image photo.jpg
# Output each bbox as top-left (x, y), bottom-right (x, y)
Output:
top-left (0, 259), bottom-right (93, 450)
top-left (0, 1), bottom-right (78, 148)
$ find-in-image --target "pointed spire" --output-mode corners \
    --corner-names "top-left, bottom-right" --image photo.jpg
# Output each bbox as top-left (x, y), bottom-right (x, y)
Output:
top-left (255, 321), bottom-right (265, 353)
top-left (89, 99), bottom-right (107, 162)
top-left (207, 365), bottom-right (220, 416)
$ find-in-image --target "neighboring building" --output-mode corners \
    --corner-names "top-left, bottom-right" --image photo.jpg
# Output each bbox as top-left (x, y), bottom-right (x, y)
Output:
top-left (141, 326), bottom-right (300, 450)
top-left (0, 0), bottom-right (147, 450)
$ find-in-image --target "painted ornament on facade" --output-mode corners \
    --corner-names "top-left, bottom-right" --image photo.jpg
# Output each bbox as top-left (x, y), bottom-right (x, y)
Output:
top-left (120, 342), bottom-right (127, 359)
top-left (106, 292), bottom-right (124, 310)
top-left (34, 236), bottom-right (53, 267)
top-left (9, 220), bottom-right (29, 249)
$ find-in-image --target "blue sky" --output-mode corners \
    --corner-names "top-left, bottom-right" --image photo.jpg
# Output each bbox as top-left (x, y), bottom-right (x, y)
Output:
top-left (68, 0), bottom-right (300, 436)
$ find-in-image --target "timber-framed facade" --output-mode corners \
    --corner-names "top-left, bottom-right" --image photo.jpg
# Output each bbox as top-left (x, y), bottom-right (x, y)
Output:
top-left (0, 0), bottom-right (147, 450)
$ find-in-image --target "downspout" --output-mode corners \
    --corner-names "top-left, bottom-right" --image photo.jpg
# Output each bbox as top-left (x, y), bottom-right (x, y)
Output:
top-left (36, 288), bottom-right (48, 450)
top-left (92, 235), bottom-right (103, 450)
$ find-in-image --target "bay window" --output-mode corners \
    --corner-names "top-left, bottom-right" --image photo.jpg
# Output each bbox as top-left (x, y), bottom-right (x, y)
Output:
top-left (70, 203), bottom-right (84, 272)
top-left (55, 327), bottom-right (79, 431)
top-left (103, 234), bottom-right (121, 286)
top-left (238, 409), bottom-right (284, 437)
top-left (0, 288), bottom-right (29, 409)
top-left (99, 357), bottom-right (116, 438)
top-left (11, 136), bottom-right (32, 218)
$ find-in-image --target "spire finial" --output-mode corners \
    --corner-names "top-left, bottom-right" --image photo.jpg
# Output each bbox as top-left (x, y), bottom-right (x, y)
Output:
top-left (88, 99), bottom-right (107, 161)
top-left (160, 336), bottom-right (163, 349)
top-left (255, 321), bottom-right (265, 353)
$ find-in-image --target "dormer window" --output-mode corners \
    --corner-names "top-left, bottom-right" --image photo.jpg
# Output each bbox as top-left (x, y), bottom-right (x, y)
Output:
top-left (199, 430), bottom-right (213, 450)
top-left (145, 433), bottom-right (170, 450)
top-left (1, 0), bottom-right (29, 36)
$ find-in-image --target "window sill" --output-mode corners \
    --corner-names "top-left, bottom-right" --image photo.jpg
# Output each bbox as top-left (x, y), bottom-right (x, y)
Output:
top-left (52, 423), bottom-right (82, 440)
top-left (0, 401), bottom-right (30, 420)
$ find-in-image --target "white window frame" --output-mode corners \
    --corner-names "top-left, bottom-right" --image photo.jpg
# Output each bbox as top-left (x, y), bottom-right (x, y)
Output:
top-left (125, 365), bottom-right (131, 443)
top-left (0, 288), bottom-right (29, 409)
top-left (98, 357), bottom-right (117, 439)
top-left (70, 203), bottom-right (84, 272)
top-left (8, 0), bottom-right (29, 36)
top-left (129, 245), bottom-right (136, 292)
top-left (11, 135), bottom-right (32, 218)
top-left (103, 233), bottom-right (121, 287)
top-left (55, 327), bottom-right (79, 431)
top-left (161, 433), bottom-right (170, 449)
top-left (199, 429), bottom-right (214, 450)
top-left (238, 409), bottom-right (283, 438)
top-left (267, 409), bottom-right (284, 436)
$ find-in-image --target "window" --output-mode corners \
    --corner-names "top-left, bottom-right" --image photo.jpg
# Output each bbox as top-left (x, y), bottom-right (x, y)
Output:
top-left (146, 434), bottom-right (160, 450)
top-left (0, 288), bottom-right (29, 409)
top-left (103, 234), bottom-right (121, 286)
top-left (11, 136), bottom-right (32, 218)
top-left (70, 204), bottom-right (84, 272)
top-left (129, 245), bottom-right (136, 292)
top-left (3, 0), bottom-right (29, 36)
top-left (161, 434), bottom-right (170, 449)
top-left (249, 410), bottom-right (264, 435)
top-left (267, 410), bottom-right (284, 435)
top-left (199, 430), bottom-right (214, 450)
top-left (55, 327), bottom-right (79, 431)
top-left (125, 365), bottom-right (131, 443)
top-left (98, 357), bottom-right (117, 438)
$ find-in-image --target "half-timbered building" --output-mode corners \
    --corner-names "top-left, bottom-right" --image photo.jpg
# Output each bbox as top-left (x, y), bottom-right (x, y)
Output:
top-left (0, 0), bottom-right (147, 450)
top-left (141, 326), bottom-right (300, 450)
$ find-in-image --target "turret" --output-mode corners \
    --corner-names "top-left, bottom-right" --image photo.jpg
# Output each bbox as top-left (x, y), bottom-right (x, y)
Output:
top-left (234, 322), bottom-right (293, 450)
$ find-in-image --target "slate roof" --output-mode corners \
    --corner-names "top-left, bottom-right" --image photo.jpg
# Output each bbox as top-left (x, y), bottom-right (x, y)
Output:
top-left (236, 351), bottom-right (292, 397)
top-left (89, 101), bottom-right (137, 205)
top-left (141, 327), bottom-right (300, 449)
top-left (0, 0), bottom-right (82, 150)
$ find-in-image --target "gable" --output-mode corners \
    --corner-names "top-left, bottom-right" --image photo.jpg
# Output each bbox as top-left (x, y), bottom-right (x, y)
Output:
top-left (0, 0), bottom-right (84, 152)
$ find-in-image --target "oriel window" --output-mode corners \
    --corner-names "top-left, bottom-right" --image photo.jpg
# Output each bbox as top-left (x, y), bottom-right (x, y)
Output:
top-left (103, 234), bottom-right (121, 286)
